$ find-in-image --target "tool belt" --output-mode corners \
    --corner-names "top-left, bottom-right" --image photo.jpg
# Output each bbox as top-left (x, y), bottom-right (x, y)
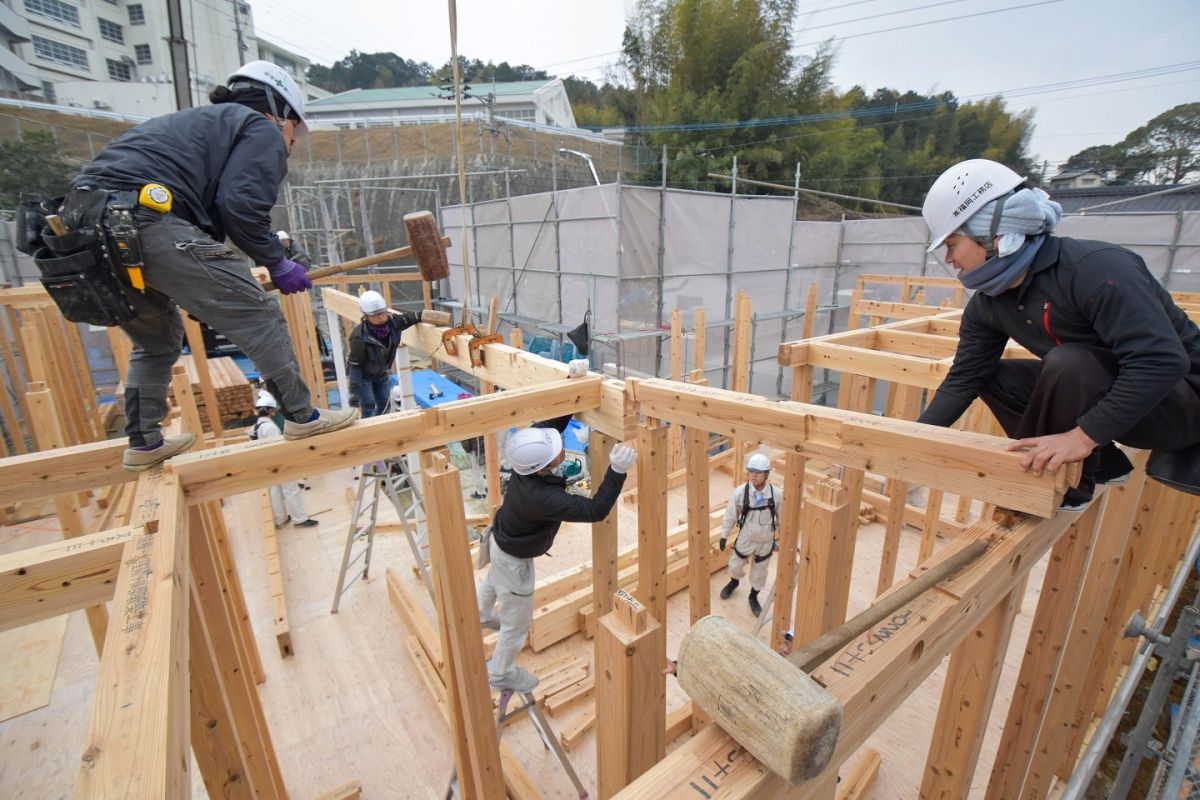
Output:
top-left (20, 184), bottom-right (172, 327)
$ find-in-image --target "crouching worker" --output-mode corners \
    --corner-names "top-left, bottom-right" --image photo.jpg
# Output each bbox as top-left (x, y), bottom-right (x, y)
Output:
top-left (718, 452), bottom-right (784, 617)
top-left (251, 390), bottom-right (318, 529)
top-left (478, 418), bottom-right (636, 691)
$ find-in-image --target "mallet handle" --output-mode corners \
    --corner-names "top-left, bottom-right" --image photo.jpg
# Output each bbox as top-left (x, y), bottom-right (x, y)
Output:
top-left (262, 236), bottom-right (451, 292)
top-left (792, 538), bottom-right (990, 672)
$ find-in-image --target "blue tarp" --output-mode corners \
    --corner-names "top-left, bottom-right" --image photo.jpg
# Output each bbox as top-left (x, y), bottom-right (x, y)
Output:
top-left (411, 370), bottom-right (473, 409)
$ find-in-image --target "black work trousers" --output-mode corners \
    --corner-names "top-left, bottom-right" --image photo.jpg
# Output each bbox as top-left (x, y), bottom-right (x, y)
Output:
top-left (979, 343), bottom-right (1200, 493)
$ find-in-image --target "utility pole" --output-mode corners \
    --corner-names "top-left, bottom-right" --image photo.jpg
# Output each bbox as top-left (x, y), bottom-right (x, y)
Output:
top-left (231, 0), bottom-right (247, 66)
top-left (165, 0), bottom-right (192, 110)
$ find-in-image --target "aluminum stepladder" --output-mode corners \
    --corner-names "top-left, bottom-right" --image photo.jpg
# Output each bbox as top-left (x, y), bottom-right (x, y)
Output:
top-left (445, 687), bottom-right (588, 799)
top-left (331, 456), bottom-right (434, 613)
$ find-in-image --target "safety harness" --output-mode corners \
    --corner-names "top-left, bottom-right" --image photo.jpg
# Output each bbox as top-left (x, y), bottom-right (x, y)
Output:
top-left (732, 482), bottom-right (778, 563)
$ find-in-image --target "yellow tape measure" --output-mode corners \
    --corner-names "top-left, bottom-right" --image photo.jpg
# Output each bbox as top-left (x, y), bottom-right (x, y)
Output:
top-left (138, 183), bottom-right (172, 213)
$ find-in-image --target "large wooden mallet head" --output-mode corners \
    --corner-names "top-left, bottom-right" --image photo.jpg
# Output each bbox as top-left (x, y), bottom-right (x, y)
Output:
top-left (675, 615), bottom-right (841, 783)
top-left (403, 210), bottom-right (451, 282)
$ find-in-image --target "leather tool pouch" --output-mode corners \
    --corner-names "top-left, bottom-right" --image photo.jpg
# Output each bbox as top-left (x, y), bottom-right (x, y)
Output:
top-left (31, 188), bottom-right (137, 327)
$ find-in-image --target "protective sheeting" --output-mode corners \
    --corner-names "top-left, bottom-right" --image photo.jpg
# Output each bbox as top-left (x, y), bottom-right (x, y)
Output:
top-left (440, 184), bottom-right (1198, 397)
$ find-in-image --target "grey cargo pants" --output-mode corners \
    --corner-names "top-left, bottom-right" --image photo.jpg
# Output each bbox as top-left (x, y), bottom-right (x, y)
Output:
top-left (119, 212), bottom-right (314, 447)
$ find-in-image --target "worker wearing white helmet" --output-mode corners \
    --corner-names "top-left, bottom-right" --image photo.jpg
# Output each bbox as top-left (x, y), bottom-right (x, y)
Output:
top-left (346, 290), bottom-right (429, 417)
top-left (251, 389), bottom-right (317, 529)
top-left (60, 59), bottom-right (355, 472)
top-left (918, 158), bottom-right (1200, 504)
top-left (275, 230), bottom-right (311, 267)
top-left (478, 418), bottom-right (636, 691)
top-left (718, 451), bottom-right (784, 617)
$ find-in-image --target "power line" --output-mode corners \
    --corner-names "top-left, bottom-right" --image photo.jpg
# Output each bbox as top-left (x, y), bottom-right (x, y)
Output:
top-left (801, 0), bottom-right (973, 33)
top-left (792, 0), bottom-right (1065, 48)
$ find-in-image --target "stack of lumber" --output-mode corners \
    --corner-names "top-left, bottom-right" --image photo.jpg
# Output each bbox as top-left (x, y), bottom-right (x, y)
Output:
top-left (169, 355), bottom-right (254, 431)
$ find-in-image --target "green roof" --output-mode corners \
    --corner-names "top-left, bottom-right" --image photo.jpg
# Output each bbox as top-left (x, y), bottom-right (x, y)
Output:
top-left (308, 80), bottom-right (556, 108)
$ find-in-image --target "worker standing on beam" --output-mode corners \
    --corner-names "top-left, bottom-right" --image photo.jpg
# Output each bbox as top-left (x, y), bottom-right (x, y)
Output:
top-left (346, 290), bottom-right (424, 418)
top-left (251, 390), bottom-right (318, 529)
top-left (918, 158), bottom-right (1200, 504)
top-left (718, 452), bottom-right (783, 617)
top-left (53, 60), bottom-right (357, 471)
top-left (479, 402), bottom-right (636, 692)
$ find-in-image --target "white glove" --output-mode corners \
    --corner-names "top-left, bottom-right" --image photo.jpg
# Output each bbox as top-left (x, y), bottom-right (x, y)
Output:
top-left (574, 423), bottom-right (590, 441)
top-left (567, 358), bottom-right (590, 378)
top-left (609, 444), bottom-right (637, 474)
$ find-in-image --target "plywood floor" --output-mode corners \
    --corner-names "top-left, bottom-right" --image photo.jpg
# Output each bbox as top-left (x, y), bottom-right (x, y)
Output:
top-left (0, 460), bottom-right (1052, 799)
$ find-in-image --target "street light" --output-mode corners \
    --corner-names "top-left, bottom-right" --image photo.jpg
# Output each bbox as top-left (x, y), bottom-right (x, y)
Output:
top-left (557, 148), bottom-right (600, 186)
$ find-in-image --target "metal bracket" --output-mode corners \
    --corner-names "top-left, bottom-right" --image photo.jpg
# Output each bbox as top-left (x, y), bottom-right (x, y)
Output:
top-left (441, 324), bottom-right (477, 356)
top-left (468, 333), bottom-right (503, 367)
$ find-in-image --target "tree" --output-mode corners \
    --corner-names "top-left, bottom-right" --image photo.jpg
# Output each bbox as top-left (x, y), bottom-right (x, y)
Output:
top-left (0, 131), bottom-right (74, 208)
top-left (1119, 103), bottom-right (1200, 184)
top-left (1062, 144), bottom-right (1127, 182)
top-left (307, 51), bottom-right (433, 92)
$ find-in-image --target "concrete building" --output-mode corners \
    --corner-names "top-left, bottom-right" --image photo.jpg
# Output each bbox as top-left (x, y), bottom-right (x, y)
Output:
top-left (1048, 168), bottom-right (1106, 189)
top-left (0, 0), bottom-right (323, 117)
top-left (304, 78), bottom-right (576, 129)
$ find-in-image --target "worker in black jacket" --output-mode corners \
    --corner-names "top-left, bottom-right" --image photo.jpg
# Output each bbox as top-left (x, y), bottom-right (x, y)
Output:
top-left (479, 409), bottom-right (636, 691)
top-left (918, 159), bottom-right (1200, 507)
top-left (68, 60), bottom-right (357, 471)
top-left (346, 290), bottom-right (422, 417)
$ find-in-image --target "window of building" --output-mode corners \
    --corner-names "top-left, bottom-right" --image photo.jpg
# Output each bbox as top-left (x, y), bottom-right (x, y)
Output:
top-left (98, 18), bottom-right (124, 44)
top-left (134, 44), bottom-right (152, 64)
top-left (496, 108), bottom-right (536, 122)
top-left (106, 58), bottom-right (132, 81)
top-left (31, 35), bottom-right (88, 69)
top-left (127, 4), bottom-right (144, 24)
top-left (273, 54), bottom-right (297, 76)
top-left (42, 81), bottom-right (56, 101)
top-left (24, 0), bottom-right (80, 28)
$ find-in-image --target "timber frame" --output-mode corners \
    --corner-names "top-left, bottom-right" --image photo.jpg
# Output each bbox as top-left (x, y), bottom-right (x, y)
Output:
top-left (0, 300), bottom-right (1197, 799)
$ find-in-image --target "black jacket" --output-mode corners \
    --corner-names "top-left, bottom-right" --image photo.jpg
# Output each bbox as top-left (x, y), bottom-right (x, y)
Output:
top-left (920, 236), bottom-right (1200, 445)
top-left (72, 104), bottom-right (288, 267)
top-left (347, 311), bottom-right (420, 381)
top-left (492, 466), bottom-right (626, 559)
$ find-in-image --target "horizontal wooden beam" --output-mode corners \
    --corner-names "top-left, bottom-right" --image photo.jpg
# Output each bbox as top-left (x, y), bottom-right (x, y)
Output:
top-left (401, 323), bottom-right (633, 440)
top-left (806, 341), bottom-right (946, 389)
top-left (854, 298), bottom-right (957, 321)
top-left (0, 525), bottom-right (140, 632)
top-left (856, 274), bottom-right (963, 288)
top-left (320, 287), bottom-right (362, 322)
top-left (174, 378), bottom-right (602, 505)
top-left (629, 379), bottom-right (1071, 517)
top-left (0, 439), bottom-right (133, 506)
top-left (778, 314), bottom-right (958, 366)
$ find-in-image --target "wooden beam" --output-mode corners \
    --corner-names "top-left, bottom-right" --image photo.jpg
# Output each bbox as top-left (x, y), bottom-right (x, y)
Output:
top-left (596, 590), bottom-right (665, 799)
top-left (0, 438), bottom-right (133, 506)
top-left (260, 490), bottom-right (293, 658)
top-left (78, 469), bottom-right (190, 799)
top-left (838, 751), bottom-right (881, 800)
top-left (0, 525), bottom-right (137, 632)
top-left (174, 378), bottom-right (602, 505)
top-left (180, 312), bottom-right (224, 438)
top-left (423, 454), bottom-right (505, 800)
top-left (401, 322), bottom-right (631, 439)
top-left (686, 425), bottom-right (711, 627)
top-left (636, 418), bottom-right (669, 622)
top-left (808, 341), bottom-right (946, 389)
top-left (794, 479), bottom-right (853, 643)
top-left (628, 379), bottom-right (1071, 517)
top-left (590, 430), bottom-right (619, 622)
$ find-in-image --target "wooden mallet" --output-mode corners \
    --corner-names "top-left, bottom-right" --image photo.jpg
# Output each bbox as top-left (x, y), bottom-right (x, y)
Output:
top-left (674, 538), bottom-right (989, 784)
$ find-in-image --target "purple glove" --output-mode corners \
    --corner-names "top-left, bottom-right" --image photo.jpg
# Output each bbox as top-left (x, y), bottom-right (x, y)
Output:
top-left (269, 256), bottom-right (312, 295)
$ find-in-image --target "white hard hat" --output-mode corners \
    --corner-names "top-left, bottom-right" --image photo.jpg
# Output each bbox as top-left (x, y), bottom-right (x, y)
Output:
top-left (255, 389), bottom-right (278, 409)
top-left (746, 452), bottom-right (771, 472)
top-left (227, 60), bottom-right (306, 133)
top-left (359, 290), bottom-right (386, 315)
top-left (506, 427), bottom-right (563, 475)
top-left (276, 230), bottom-right (290, 241)
top-left (389, 385), bottom-right (404, 404)
top-left (922, 159), bottom-right (1025, 253)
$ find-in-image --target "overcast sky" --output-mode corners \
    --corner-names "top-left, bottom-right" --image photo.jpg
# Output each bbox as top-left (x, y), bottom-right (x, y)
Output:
top-left (252, 0), bottom-right (1200, 170)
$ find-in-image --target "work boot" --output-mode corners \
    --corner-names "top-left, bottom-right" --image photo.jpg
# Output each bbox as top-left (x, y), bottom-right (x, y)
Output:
top-left (748, 589), bottom-right (762, 617)
top-left (122, 433), bottom-right (196, 472)
top-left (274, 516), bottom-right (291, 529)
top-left (294, 519), bottom-right (319, 528)
top-left (283, 407), bottom-right (360, 440)
top-left (719, 578), bottom-right (739, 600)
top-left (488, 666), bottom-right (538, 692)
top-left (1095, 444), bottom-right (1134, 486)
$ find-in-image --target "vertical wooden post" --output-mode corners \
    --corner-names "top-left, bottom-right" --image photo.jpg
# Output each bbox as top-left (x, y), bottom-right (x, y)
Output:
top-left (596, 591), bottom-right (665, 799)
top-left (26, 382), bottom-right (108, 654)
top-left (590, 429), bottom-right (619, 622)
top-left (180, 312), bottom-right (224, 438)
top-left (920, 577), bottom-right (1027, 800)
top-left (793, 479), bottom-right (852, 643)
top-left (984, 500), bottom-right (1104, 800)
top-left (802, 282), bottom-right (818, 340)
top-left (918, 489), bottom-right (944, 562)
top-left (171, 365), bottom-right (206, 444)
top-left (693, 306), bottom-right (706, 377)
top-left (0, 308), bottom-right (30, 454)
top-left (78, 469), bottom-right (189, 799)
top-left (730, 292), bottom-right (752, 471)
top-left (636, 418), bottom-right (669, 622)
top-left (686, 425), bottom-right (711, 626)
top-left (1023, 454), bottom-right (1151, 794)
top-left (846, 276), bottom-right (865, 331)
top-left (423, 453), bottom-right (505, 800)
top-left (770, 365), bottom-right (812, 648)
top-left (34, 307), bottom-right (87, 445)
top-left (669, 308), bottom-right (682, 470)
top-left (877, 383), bottom-right (921, 595)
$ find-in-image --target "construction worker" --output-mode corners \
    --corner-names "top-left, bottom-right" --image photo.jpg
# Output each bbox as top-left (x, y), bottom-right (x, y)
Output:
top-left (275, 230), bottom-right (311, 267)
top-left (718, 452), bottom-right (784, 617)
top-left (918, 158), bottom-right (1200, 505)
top-left (251, 390), bottom-right (318, 529)
top-left (61, 60), bottom-right (357, 471)
top-left (347, 290), bottom-right (426, 418)
top-left (478, 416), bottom-right (636, 691)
